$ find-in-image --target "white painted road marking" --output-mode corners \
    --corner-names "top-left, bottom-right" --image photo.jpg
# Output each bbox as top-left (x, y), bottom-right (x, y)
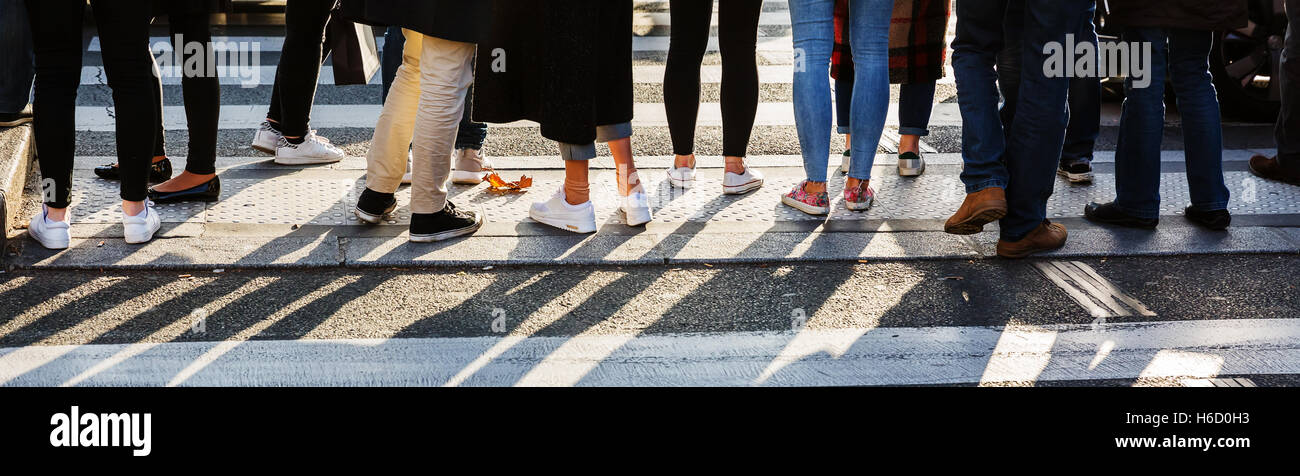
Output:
top-left (4, 318), bottom-right (1299, 387)
top-left (1036, 261), bottom-right (1156, 318)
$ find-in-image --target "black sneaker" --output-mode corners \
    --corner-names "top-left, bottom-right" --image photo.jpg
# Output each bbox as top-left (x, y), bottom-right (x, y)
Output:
top-left (0, 106), bottom-right (32, 127)
top-left (94, 158), bottom-right (173, 184)
top-left (354, 188), bottom-right (397, 224)
top-left (1084, 201), bottom-right (1158, 229)
top-left (410, 201), bottom-right (482, 242)
top-left (1185, 206), bottom-right (1230, 231)
top-left (1058, 159), bottom-right (1094, 183)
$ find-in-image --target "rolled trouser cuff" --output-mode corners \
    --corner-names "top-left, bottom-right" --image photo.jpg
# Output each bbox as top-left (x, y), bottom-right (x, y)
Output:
top-left (557, 141), bottom-right (597, 161)
top-left (596, 122), bottom-right (633, 143)
top-left (898, 126), bottom-right (930, 137)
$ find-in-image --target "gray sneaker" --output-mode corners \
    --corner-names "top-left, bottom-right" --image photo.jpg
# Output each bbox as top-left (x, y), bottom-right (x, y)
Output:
top-left (898, 151), bottom-right (925, 177)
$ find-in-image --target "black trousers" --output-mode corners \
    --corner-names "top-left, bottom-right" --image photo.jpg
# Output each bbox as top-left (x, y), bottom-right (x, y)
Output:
top-left (152, 0), bottom-right (221, 175)
top-left (28, 0), bottom-right (157, 207)
top-left (267, 0), bottom-right (334, 138)
top-left (663, 0), bottom-right (761, 158)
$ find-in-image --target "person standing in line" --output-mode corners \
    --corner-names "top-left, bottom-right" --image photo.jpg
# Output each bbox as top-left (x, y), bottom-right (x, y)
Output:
top-left (250, 0), bottom-right (347, 166)
top-left (26, 0), bottom-right (164, 249)
top-left (784, 0), bottom-right (893, 216)
top-left (380, 25), bottom-right (494, 186)
top-left (0, 0), bottom-right (33, 128)
top-left (346, 0), bottom-right (490, 242)
top-left (474, 0), bottom-right (652, 233)
top-left (1249, 0), bottom-right (1299, 185)
top-left (944, 0), bottom-right (1095, 258)
top-left (1084, 0), bottom-right (1242, 231)
top-left (832, 0), bottom-right (951, 178)
top-left (663, 0), bottom-right (765, 195)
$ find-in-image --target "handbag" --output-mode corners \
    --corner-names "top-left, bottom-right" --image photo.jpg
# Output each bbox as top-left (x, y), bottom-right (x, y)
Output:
top-left (327, 15), bottom-right (381, 86)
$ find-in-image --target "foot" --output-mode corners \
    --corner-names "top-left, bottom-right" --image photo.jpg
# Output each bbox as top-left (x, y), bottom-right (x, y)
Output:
top-left (667, 154), bottom-right (697, 189)
top-left (620, 191), bottom-right (653, 226)
top-left (148, 175), bottom-right (221, 203)
top-left (251, 121), bottom-right (283, 155)
top-left (781, 180), bottom-right (830, 216)
top-left (1185, 206), bottom-right (1231, 231)
top-left (530, 187), bottom-right (597, 233)
top-left (1058, 159), bottom-right (1094, 184)
top-left (122, 202), bottom-right (162, 244)
top-left (451, 148), bottom-right (495, 185)
top-left (722, 165), bottom-right (764, 195)
top-left (844, 180), bottom-right (875, 212)
top-left (839, 150), bottom-right (851, 175)
top-left (1248, 154), bottom-right (1300, 185)
top-left (409, 201), bottom-right (483, 242)
top-left (897, 151), bottom-right (925, 177)
top-left (944, 187), bottom-right (1008, 235)
top-left (0, 106), bottom-right (33, 127)
top-left (996, 220), bottom-right (1068, 259)
top-left (28, 205), bottom-right (71, 250)
top-left (1083, 201), bottom-right (1158, 229)
top-left (94, 157), bottom-right (173, 184)
top-left (274, 131), bottom-right (345, 165)
top-left (354, 188), bottom-right (397, 224)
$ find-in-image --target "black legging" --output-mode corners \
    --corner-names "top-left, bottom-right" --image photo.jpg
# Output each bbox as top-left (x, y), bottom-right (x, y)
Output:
top-left (152, 0), bottom-right (221, 175)
top-left (28, 0), bottom-right (157, 207)
top-left (267, 0), bottom-right (335, 138)
top-left (663, 0), bottom-right (761, 158)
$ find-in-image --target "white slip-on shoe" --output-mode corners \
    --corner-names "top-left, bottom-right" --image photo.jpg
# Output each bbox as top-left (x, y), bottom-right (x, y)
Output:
top-left (251, 121), bottom-right (283, 155)
top-left (274, 131), bottom-right (346, 165)
top-left (400, 150), bottom-right (414, 185)
top-left (28, 205), bottom-right (71, 250)
top-left (723, 166), bottom-right (764, 195)
top-left (122, 202), bottom-right (162, 244)
top-left (666, 166), bottom-right (696, 189)
top-left (620, 191), bottom-right (653, 226)
top-left (451, 148), bottom-right (494, 185)
top-left (529, 188), bottom-right (597, 234)
top-left (898, 151), bottom-right (926, 177)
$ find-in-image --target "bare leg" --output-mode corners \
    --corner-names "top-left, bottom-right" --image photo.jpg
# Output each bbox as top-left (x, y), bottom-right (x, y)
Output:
top-left (563, 159), bottom-right (590, 205)
top-left (899, 134), bottom-right (921, 154)
top-left (609, 137), bottom-right (642, 196)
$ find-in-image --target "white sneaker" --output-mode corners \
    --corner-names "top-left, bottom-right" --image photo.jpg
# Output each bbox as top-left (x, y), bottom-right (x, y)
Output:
top-left (529, 188), bottom-right (597, 234)
top-left (451, 148), bottom-right (494, 185)
top-left (28, 205), bottom-right (71, 250)
top-left (401, 150), bottom-right (414, 185)
top-left (274, 131), bottom-right (345, 165)
top-left (620, 191), bottom-right (653, 226)
top-left (723, 166), bottom-right (764, 195)
top-left (122, 202), bottom-right (162, 244)
top-left (666, 166), bottom-right (696, 189)
top-left (251, 121), bottom-right (283, 155)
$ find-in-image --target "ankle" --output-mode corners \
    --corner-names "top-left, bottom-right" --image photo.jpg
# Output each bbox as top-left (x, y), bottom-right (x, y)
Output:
top-left (122, 201), bottom-right (146, 216)
top-left (846, 177), bottom-right (869, 190)
top-left (803, 181), bottom-right (827, 194)
top-left (724, 157), bottom-right (746, 174)
top-left (899, 135), bottom-right (920, 154)
top-left (673, 154), bottom-right (695, 169)
top-left (45, 207), bottom-right (68, 222)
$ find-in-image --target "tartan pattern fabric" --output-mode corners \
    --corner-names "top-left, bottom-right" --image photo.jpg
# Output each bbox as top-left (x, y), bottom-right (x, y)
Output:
top-left (831, 0), bottom-right (951, 85)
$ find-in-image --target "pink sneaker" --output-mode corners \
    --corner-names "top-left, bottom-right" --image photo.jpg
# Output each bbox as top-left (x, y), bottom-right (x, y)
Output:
top-left (844, 182), bottom-right (876, 212)
top-left (781, 180), bottom-right (830, 215)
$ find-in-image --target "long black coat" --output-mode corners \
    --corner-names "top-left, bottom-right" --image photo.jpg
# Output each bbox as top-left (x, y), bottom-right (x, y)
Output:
top-left (1107, 0), bottom-right (1248, 31)
top-left (471, 0), bottom-right (634, 146)
top-left (335, 0), bottom-right (492, 43)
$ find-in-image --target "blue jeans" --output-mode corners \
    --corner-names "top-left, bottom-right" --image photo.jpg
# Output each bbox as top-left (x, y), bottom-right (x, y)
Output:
top-left (1114, 27), bottom-right (1230, 218)
top-left (0, 0), bottom-right (34, 113)
top-left (381, 26), bottom-right (488, 150)
top-left (953, 0), bottom-right (1093, 241)
top-left (837, 79), bottom-right (936, 137)
top-left (790, 0), bottom-right (891, 182)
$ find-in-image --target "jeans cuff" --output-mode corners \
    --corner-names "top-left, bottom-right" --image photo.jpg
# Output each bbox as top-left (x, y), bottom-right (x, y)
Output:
top-left (1188, 201), bottom-right (1230, 212)
top-left (836, 125), bottom-right (851, 135)
top-left (595, 122), bottom-right (632, 143)
top-left (898, 126), bottom-right (930, 137)
top-left (558, 141), bottom-right (597, 161)
top-left (964, 180), bottom-right (1006, 195)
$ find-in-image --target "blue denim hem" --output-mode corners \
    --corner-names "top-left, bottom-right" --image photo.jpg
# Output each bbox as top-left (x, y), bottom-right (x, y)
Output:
top-left (596, 122), bottom-right (633, 143)
top-left (964, 180), bottom-right (1006, 195)
top-left (897, 126), bottom-right (929, 137)
top-left (557, 142), bottom-right (597, 161)
top-left (836, 125), bottom-right (851, 135)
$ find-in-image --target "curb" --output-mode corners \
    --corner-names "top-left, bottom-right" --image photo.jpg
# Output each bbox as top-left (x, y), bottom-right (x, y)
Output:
top-left (0, 123), bottom-right (35, 263)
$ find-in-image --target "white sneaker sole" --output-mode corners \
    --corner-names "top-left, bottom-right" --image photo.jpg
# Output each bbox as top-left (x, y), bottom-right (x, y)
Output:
top-left (409, 213), bottom-right (483, 243)
top-left (621, 207), bottom-right (653, 226)
top-left (722, 179), bottom-right (763, 195)
top-left (354, 202), bottom-right (397, 225)
top-left (667, 176), bottom-right (695, 189)
top-left (898, 162), bottom-right (925, 177)
top-left (781, 195), bottom-right (829, 216)
top-left (274, 155), bottom-right (344, 166)
top-left (30, 231), bottom-right (70, 250)
top-left (251, 142), bottom-right (277, 155)
top-left (1058, 169), bottom-right (1094, 183)
top-left (845, 197), bottom-right (875, 212)
top-left (451, 170), bottom-right (488, 185)
top-left (530, 209), bottom-right (597, 234)
top-left (124, 226), bottom-right (160, 244)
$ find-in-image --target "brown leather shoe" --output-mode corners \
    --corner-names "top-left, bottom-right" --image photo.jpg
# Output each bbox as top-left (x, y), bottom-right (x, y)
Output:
top-left (996, 220), bottom-right (1067, 259)
top-left (1248, 155), bottom-right (1300, 185)
top-left (944, 187), bottom-right (1008, 235)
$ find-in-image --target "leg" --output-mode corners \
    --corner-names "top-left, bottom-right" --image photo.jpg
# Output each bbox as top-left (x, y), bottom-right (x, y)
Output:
top-left (366, 30), bottom-right (423, 195)
top-left (663, 0), bottom-right (712, 167)
top-left (898, 82), bottom-right (937, 152)
top-left (996, 0), bottom-right (1025, 134)
top-left (1061, 6), bottom-right (1100, 165)
top-left (953, 0), bottom-right (1012, 194)
top-left (718, 0), bottom-right (763, 173)
top-left (788, 0), bottom-right (836, 191)
top-left (0, 0), bottom-right (34, 115)
top-left (25, 0), bottom-right (83, 215)
top-left (1167, 28), bottom-right (1230, 212)
top-left (165, 0), bottom-right (220, 183)
top-left (601, 123), bottom-right (639, 196)
top-left (453, 79), bottom-right (489, 153)
top-left (410, 35), bottom-right (475, 215)
top-left (1111, 27), bottom-right (1168, 220)
top-left (1278, 0), bottom-right (1300, 171)
top-left (380, 25), bottom-right (405, 104)
top-left (274, 0), bottom-right (333, 138)
top-left (91, 0), bottom-right (158, 212)
top-left (845, 0), bottom-right (893, 183)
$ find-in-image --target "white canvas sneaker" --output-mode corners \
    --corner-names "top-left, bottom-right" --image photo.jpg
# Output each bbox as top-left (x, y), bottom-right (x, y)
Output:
top-left (666, 166), bottom-right (696, 189)
top-left (122, 202), bottom-right (162, 244)
top-left (28, 205), bottom-right (71, 250)
top-left (273, 131), bottom-right (345, 165)
top-left (722, 167), bottom-right (764, 195)
top-left (251, 121), bottom-right (283, 154)
top-left (620, 191), bottom-right (653, 226)
top-left (451, 148), bottom-right (494, 185)
top-left (529, 188), bottom-right (597, 234)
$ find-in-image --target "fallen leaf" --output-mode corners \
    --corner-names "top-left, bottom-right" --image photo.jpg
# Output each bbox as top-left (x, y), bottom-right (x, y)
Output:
top-left (485, 173), bottom-right (534, 194)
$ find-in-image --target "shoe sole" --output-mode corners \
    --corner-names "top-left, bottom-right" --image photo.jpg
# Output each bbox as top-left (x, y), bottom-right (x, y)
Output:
top-left (898, 163), bottom-right (925, 177)
top-left (781, 195), bottom-right (829, 216)
top-left (30, 232), bottom-right (70, 250)
top-left (274, 156), bottom-right (344, 166)
top-left (997, 241), bottom-right (1066, 259)
top-left (409, 214), bottom-right (483, 243)
top-left (1058, 169), bottom-right (1094, 183)
top-left (530, 209), bottom-right (597, 233)
top-left (124, 226), bottom-right (161, 244)
top-left (354, 202), bottom-right (398, 225)
top-left (620, 207), bottom-right (653, 226)
top-left (845, 197), bottom-right (874, 212)
top-left (251, 143), bottom-right (277, 155)
top-left (667, 176), bottom-right (696, 189)
top-left (0, 118), bottom-right (33, 127)
top-left (150, 195), bottom-right (220, 204)
top-left (722, 180), bottom-right (762, 195)
top-left (944, 205), bottom-right (1008, 235)
top-left (451, 171), bottom-right (488, 185)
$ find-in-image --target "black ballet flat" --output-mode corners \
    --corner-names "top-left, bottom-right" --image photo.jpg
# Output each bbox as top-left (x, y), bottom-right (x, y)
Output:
top-left (148, 176), bottom-right (221, 203)
top-left (94, 158), bottom-right (174, 184)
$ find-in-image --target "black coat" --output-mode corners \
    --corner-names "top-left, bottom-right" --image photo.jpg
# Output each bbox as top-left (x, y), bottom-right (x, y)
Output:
top-left (335, 0), bottom-right (491, 44)
top-left (1107, 0), bottom-right (1248, 31)
top-left (471, 0), bottom-right (634, 146)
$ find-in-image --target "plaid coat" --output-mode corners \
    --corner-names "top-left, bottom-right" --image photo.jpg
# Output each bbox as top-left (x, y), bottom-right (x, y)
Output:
top-left (831, 0), bottom-right (950, 84)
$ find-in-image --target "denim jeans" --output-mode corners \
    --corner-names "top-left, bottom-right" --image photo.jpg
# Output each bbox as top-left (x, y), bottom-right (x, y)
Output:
top-left (953, 0), bottom-right (1094, 241)
top-left (997, 0), bottom-right (1100, 164)
top-left (1278, 0), bottom-right (1300, 171)
top-left (381, 26), bottom-right (488, 151)
top-left (790, 0), bottom-right (891, 183)
top-left (1113, 27), bottom-right (1230, 218)
top-left (836, 78), bottom-right (936, 137)
top-left (0, 0), bottom-right (33, 113)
